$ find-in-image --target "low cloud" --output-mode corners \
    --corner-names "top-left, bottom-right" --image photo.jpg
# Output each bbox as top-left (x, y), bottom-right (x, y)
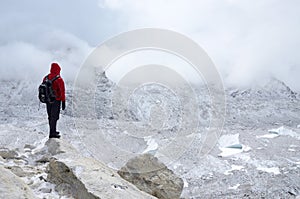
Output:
top-left (99, 0), bottom-right (300, 90)
top-left (1, 0), bottom-right (300, 90)
top-left (0, 30), bottom-right (92, 82)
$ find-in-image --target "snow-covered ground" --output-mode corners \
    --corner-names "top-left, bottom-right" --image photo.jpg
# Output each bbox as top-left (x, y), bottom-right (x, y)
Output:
top-left (0, 75), bottom-right (300, 198)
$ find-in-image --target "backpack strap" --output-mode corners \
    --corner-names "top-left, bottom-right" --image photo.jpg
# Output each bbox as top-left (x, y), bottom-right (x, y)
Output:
top-left (51, 75), bottom-right (60, 82)
top-left (43, 75), bottom-right (60, 83)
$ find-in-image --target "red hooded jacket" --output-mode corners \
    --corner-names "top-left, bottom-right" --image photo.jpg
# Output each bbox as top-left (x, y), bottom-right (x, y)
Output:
top-left (43, 63), bottom-right (66, 101)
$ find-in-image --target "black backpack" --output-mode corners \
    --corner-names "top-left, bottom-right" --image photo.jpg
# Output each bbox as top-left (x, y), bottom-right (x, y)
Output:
top-left (38, 75), bottom-right (60, 103)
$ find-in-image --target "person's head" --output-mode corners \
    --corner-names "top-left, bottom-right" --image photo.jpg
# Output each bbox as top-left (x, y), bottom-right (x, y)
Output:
top-left (50, 62), bottom-right (61, 75)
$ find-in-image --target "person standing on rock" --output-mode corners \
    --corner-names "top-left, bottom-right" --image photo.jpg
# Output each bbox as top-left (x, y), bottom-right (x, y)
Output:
top-left (41, 63), bottom-right (66, 139)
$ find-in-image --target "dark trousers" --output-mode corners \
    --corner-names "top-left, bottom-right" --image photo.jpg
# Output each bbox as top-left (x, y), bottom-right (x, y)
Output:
top-left (46, 100), bottom-right (61, 136)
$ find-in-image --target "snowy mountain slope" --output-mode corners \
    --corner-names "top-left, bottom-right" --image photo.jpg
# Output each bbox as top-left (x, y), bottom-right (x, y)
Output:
top-left (0, 75), bottom-right (300, 198)
top-left (226, 78), bottom-right (300, 129)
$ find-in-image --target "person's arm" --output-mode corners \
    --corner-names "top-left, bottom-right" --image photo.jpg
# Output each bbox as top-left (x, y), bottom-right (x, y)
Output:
top-left (59, 78), bottom-right (66, 110)
top-left (62, 101), bottom-right (66, 110)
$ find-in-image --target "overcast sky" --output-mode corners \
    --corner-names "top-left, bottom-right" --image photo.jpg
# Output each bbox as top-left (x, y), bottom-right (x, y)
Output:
top-left (0, 0), bottom-right (300, 90)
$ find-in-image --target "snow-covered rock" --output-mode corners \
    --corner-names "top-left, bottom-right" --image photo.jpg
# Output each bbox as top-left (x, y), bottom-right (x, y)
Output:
top-left (46, 139), bottom-right (156, 199)
top-left (224, 165), bottom-right (245, 175)
top-left (0, 148), bottom-right (19, 159)
top-left (257, 167), bottom-right (281, 175)
top-left (118, 153), bottom-right (184, 199)
top-left (45, 138), bottom-right (78, 155)
top-left (0, 165), bottom-right (36, 199)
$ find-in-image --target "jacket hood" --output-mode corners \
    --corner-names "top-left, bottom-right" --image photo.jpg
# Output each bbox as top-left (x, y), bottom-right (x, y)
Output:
top-left (50, 63), bottom-right (61, 75)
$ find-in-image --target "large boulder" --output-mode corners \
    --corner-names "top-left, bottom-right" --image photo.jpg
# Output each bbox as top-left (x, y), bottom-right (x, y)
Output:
top-left (46, 138), bottom-right (156, 199)
top-left (118, 154), bottom-right (184, 199)
top-left (34, 138), bottom-right (79, 163)
top-left (45, 138), bottom-right (78, 155)
top-left (0, 165), bottom-right (36, 199)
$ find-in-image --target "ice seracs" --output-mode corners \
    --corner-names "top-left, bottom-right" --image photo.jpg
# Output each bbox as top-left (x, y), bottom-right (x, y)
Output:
top-left (257, 167), bottom-right (281, 175)
top-left (257, 126), bottom-right (300, 140)
top-left (224, 165), bottom-right (245, 175)
top-left (218, 134), bottom-right (251, 157)
top-left (228, 183), bottom-right (240, 190)
top-left (143, 136), bottom-right (158, 154)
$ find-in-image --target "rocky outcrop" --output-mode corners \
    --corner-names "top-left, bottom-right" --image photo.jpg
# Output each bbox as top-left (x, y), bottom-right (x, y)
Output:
top-left (118, 154), bottom-right (184, 199)
top-left (69, 71), bottom-right (115, 119)
top-left (0, 165), bottom-right (36, 199)
top-left (46, 138), bottom-right (156, 199)
top-left (0, 148), bottom-right (19, 159)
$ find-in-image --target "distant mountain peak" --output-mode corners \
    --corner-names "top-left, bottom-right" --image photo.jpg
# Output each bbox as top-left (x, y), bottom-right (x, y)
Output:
top-left (263, 77), bottom-right (297, 99)
top-left (229, 77), bottom-right (297, 99)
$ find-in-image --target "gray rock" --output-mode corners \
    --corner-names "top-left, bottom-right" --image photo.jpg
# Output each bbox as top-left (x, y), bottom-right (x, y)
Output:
top-left (45, 138), bottom-right (77, 156)
top-left (118, 153), bottom-right (184, 199)
top-left (46, 139), bottom-right (156, 199)
top-left (55, 183), bottom-right (73, 196)
top-left (13, 159), bottom-right (27, 165)
top-left (4, 166), bottom-right (34, 178)
top-left (34, 138), bottom-right (78, 163)
top-left (0, 148), bottom-right (18, 159)
top-left (0, 165), bottom-right (36, 199)
top-left (35, 154), bottom-right (52, 163)
top-left (39, 187), bottom-right (52, 193)
top-left (24, 144), bottom-right (36, 150)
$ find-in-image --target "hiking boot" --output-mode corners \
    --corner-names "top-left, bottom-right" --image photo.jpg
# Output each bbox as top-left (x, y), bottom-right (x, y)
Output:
top-left (49, 134), bottom-right (61, 139)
